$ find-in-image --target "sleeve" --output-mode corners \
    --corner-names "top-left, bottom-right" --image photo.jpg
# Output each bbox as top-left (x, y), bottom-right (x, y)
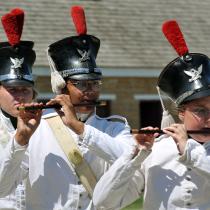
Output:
top-left (93, 148), bottom-right (151, 210)
top-left (0, 137), bottom-right (28, 197)
top-left (81, 122), bottom-right (135, 163)
top-left (178, 139), bottom-right (210, 180)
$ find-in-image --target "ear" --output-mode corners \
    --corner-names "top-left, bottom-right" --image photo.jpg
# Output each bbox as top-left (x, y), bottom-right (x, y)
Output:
top-left (61, 85), bottom-right (68, 94)
top-left (178, 111), bottom-right (185, 122)
top-left (32, 89), bottom-right (37, 100)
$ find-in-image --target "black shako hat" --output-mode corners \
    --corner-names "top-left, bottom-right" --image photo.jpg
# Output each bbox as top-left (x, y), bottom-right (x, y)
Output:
top-left (157, 20), bottom-right (210, 105)
top-left (0, 8), bottom-right (36, 87)
top-left (47, 6), bottom-right (102, 94)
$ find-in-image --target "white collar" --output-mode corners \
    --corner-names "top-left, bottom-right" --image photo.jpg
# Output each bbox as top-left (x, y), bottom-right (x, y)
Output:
top-left (0, 109), bottom-right (15, 132)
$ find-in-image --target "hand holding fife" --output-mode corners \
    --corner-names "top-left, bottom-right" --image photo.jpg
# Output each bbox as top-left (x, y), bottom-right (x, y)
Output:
top-left (15, 102), bottom-right (43, 146)
top-left (163, 123), bottom-right (188, 155)
top-left (134, 127), bottom-right (159, 151)
top-left (46, 94), bottom-right (84, 135)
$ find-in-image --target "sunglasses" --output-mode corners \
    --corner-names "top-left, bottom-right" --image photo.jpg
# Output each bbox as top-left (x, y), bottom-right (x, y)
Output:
top-left (188, 107), bottom-right (210, 119)
top-left (68, 80), bottom-right (102, 92)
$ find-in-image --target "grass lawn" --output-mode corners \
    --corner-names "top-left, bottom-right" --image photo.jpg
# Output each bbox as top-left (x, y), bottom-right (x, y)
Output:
top-left (122, 197), bottom-right (143, 210)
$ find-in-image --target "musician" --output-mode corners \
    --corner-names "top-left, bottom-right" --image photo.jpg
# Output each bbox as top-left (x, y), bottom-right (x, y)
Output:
top-left (93, 20), bottom-right (210, 210)
top-left (0, 8), bottom-right (36, 210)
top-left (0, 6), bottom-right (134, 210)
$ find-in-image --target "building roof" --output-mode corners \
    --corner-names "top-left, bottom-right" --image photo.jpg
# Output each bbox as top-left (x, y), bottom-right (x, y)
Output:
top-left (0, 0), bottom-right (210, 70)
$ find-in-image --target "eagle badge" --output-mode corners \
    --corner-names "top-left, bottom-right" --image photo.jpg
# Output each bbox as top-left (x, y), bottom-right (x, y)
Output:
top-left (184, 65), bottom-right (202, 82)
top-left (10, 57), bottom-right (24, 70)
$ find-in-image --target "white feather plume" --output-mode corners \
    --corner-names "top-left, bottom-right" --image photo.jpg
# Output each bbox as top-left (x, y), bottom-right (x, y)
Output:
top-left (157, 86), bottom-right (176, 129)
top-left (47, 48), bottom-right (66, 94)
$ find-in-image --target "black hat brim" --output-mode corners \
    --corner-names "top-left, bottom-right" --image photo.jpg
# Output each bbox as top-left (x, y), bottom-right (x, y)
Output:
top-left (1, 79), bottom-right (34, 87)
top-left (68, 73), bottom-right (102, 81)
top-left (182, 88), bottom-right (210, 104)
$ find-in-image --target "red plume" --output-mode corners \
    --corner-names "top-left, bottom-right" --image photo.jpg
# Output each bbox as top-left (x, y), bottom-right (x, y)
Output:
top-left (162, 20), bottom-right (188, 56)
top-left (11, 8), bottom-right (24, 37)
top-left (1, 8), bottom-right (24, 46)
top-left (71, 6), bottom-right (87, 35)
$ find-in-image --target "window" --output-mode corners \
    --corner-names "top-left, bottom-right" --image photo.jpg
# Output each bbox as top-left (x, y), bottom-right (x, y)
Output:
top-left (139, 100), bottom-right (162, 128)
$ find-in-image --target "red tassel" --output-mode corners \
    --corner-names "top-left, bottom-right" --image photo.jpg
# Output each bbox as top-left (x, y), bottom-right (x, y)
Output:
top-left (71, 6), bottom-right (87, 35)
top-left (1, 8), bottom-right (24, 46)
top-left (162, 20), bottom-right (188, 56)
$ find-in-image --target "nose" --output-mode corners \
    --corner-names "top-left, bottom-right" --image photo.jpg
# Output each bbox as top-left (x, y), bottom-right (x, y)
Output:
top-left (82, 91), bottom-right (95, 99)
top-left (88, 82), bottom-right (95, 89)
top-left (205, 111), bottom-right (210, 119)
top-left (202, 113), bottom-right (210, 127)
top-left (15, 94), bottom-right (25, 103)
top-left (82, 84), bottom-right (95, 93)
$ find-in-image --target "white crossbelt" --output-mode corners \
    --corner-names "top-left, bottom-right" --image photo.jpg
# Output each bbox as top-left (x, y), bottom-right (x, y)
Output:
top-left (46, 115), bottom-right (97, 198)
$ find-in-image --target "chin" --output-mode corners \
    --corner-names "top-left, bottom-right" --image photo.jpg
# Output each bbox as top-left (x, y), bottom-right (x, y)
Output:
top-left (13, 111), bottom-right (19, 118)
top-left (77, 107), bottom-right (94, 113)
top-left (193, 135), bottom-right (210, 143)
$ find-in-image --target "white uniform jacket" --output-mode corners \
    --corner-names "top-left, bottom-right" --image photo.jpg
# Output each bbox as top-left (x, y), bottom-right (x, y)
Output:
top-left (0, 112), bottom-right (133, 210)
top-left (0, 110), bottom-right (26, 210)
top-left (93, 135), bottom-right (210, 210)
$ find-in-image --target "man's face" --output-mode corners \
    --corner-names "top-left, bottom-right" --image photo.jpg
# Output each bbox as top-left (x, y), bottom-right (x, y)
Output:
top-left (63, 79), bottom-right (102, 114)
top-left (0, 85), bottom-right (34, 117)
top-left (179, 95), bottom-right (210, 142)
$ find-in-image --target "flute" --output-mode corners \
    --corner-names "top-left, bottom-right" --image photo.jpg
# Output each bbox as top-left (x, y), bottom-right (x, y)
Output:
top-left (131, 128), bottom-right (210, 135)
top-left (17, 101), bottom-right (107, 110)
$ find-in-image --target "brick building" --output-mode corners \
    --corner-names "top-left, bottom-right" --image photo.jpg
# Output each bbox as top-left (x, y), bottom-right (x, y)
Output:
top-left (1, 0), bottom-right (210, 129)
